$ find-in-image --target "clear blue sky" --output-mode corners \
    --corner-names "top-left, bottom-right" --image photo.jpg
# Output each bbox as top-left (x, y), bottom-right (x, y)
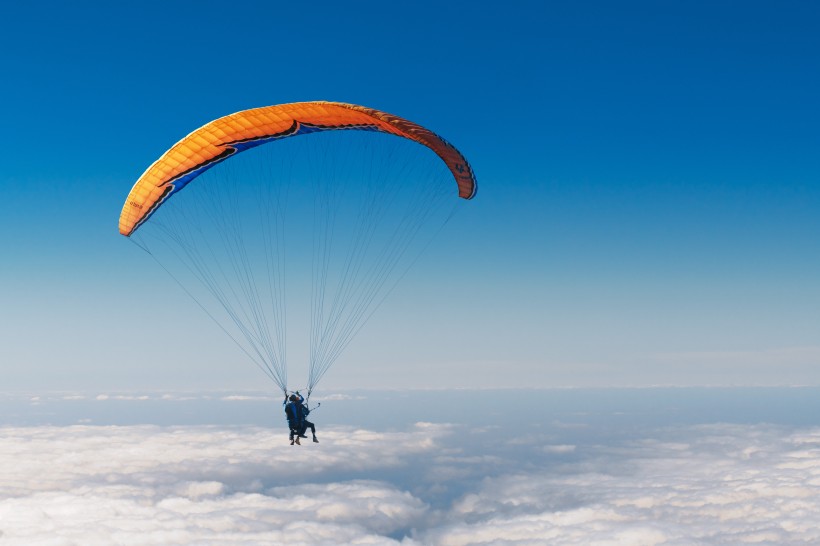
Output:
top-left (1, 1), bottom-right (819, 390)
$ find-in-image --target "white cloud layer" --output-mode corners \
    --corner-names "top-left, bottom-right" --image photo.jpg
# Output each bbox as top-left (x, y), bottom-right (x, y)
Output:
top-left (0, 424), bottom-right (450, 545)
top-left (3, 422), bottom-right (820, 544)
top-left (427, 424), bottom-right (820, 545)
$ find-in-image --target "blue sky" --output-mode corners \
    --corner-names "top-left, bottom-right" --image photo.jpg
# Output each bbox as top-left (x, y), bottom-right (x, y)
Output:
top-left (1, 1), bottom-right (819, 390)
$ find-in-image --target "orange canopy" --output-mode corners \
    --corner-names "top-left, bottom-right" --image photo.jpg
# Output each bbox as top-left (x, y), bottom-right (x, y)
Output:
top-left (120, 101), bottom-right (476, 236)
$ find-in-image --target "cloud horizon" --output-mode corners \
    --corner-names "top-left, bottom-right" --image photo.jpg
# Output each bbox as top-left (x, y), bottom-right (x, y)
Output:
top-left (4, 417), bottom-right (820, 544)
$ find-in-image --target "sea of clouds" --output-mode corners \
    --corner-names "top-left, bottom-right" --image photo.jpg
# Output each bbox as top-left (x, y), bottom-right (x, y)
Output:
top-left (3, 391), bottom-right (820, 544)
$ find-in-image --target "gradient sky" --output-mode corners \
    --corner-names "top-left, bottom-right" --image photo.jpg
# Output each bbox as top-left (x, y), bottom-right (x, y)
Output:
top-left (1, 1), bottom-right (819, 391)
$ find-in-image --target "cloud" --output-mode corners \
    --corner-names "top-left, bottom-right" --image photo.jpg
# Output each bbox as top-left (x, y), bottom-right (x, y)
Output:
top-left (424, 424), bottom-right (820, 545)
top-left (322, 393), bottom-right (367, 401)
top-left (542, 444), bottom-right (576, 454)
top-left (4, 417), bottom-right (820, 544)
top-left (221, 395), bottom-right (274, 401)
top-left (161, 393), bottom-right (199, 401)
top-left (0, 424), bottom-right (441, 545)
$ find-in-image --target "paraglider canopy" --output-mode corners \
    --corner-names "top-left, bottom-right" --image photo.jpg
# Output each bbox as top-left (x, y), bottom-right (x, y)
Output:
top-left (120, 101), bottom-right (476, 237)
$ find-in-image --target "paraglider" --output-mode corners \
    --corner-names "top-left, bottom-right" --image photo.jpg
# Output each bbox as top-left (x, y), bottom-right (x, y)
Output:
top-left (120, 101), bottom-right (476, 424)
top-left (284, 392), bottom-right (318, 445)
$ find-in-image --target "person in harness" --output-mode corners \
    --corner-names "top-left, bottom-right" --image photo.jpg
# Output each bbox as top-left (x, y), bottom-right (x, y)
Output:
top-left (300, 400), bottom-right (318, 444)
top-left (284, 392), bottom-right (318, 445)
